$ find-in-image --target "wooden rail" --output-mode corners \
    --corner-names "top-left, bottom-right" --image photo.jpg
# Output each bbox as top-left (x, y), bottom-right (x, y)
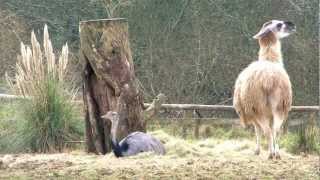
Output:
top-left (64, 117), bottom-right (314, 144)
top-left (2, 93), bottom-right (318, 141)
top-left (1, 93), bottom-right (319, 112)
top-left (143, 103), bottom-right (320, 112)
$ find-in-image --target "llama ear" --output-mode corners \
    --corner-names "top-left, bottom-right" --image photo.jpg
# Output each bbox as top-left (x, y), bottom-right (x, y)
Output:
top-left (253, 27), bottom-right (271, 39)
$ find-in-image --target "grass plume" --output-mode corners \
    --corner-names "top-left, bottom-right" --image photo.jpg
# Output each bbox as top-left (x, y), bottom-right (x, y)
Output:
top-left (5, 25), bottom-right (81, 153)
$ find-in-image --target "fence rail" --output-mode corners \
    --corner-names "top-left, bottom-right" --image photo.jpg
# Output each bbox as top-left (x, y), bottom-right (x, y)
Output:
top-left (2, 93), bottom-right (317, 141)
top-left (144, 103), bottom-right (320, 112)
top-left (1, 93), bottom-right (319, 112)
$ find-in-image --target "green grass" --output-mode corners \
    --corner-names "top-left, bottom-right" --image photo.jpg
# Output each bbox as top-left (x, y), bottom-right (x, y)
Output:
top-left (148, 118), bottom-right (320, 155)
top-left (0, 101), bottom-right (19, 152)
top-left (280, 122), bottom-right (320, 154)
top-left (148, 119), bottom-right (252, 140)
top-left (1, 101), bottom-right (319, 155)
top-left (0, 92), bottom-right (84, 154)
top-left (15, 78), bottom-right (82, 152)
top-left (0, 95), bottom-right (84, 153)
top-left (0, 103), bottom-right (84, 153)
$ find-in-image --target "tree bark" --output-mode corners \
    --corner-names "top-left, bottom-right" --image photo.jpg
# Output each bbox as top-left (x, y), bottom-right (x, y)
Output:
top-left (79, 18), bottom-right (145, 154)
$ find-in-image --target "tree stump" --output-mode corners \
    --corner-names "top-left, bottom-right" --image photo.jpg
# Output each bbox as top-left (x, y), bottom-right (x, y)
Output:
top-left (143, 93), bottom-right (167, 121)
top-left (79, 18), bottom-right (145, 154)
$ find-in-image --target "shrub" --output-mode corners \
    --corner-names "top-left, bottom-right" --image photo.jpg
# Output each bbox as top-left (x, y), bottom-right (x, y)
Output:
top-left (5, 25), bottom-right (82, 153)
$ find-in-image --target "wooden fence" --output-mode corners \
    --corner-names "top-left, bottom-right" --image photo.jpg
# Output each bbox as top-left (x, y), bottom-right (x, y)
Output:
top-left (2, 93), bottom-right (319, 112)
top-left (2, 93), bottom-right (318, 141)
top-left (144, 103), bottom-right (319, 112)
top-left (1, 93), bottom-right (319, 136)
top-left (0, 94), bottom-right (320, 129)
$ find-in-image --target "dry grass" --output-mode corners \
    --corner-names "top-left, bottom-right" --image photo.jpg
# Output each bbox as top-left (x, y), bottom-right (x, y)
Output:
top-left (0, 130), bottom-right (318, 179)
top-left (6, 25), bottom-right (69, 97)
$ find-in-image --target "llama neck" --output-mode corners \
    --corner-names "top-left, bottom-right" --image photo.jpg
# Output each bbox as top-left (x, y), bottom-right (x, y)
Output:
top-left (258, 33), bottom-right (283, 64)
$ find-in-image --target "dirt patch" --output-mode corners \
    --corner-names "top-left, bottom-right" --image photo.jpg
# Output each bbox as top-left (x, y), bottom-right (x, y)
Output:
top-left (0, 131), bottom-right (319, 179)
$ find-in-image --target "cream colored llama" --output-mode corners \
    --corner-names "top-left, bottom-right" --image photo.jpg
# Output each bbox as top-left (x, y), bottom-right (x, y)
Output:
top-left (233, 20), bottom-right (295, 159)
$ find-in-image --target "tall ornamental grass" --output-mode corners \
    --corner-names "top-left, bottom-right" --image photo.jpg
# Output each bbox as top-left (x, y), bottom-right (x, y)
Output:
top-left (5, 25), bottom-right (81, 153)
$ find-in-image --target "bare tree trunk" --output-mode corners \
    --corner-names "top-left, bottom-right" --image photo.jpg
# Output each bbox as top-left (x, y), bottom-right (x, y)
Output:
top-left (79, 18), bottom-right (145, 154)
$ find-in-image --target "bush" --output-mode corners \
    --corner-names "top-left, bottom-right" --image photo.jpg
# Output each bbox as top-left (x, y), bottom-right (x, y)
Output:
top-left (5, 25), bottom-right (82, 153)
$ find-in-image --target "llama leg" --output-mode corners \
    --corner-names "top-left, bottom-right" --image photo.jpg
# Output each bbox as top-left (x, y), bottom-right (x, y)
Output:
top-left (257, 119), bottom-right (275, 159)
top-left (266, 128), bottom-right (275, 159)
top-left (272, 113), bottom-right (284, 159)
top-left (272, 130), bottom-right (280, 159)
top-left (254, 124), bottom-right (261, 155)
top-left (269, 89), bottom-right (287, 159)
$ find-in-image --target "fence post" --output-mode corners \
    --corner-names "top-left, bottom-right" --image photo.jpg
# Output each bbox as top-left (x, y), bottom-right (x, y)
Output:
top-left (194, 110), bottom-right (202, 139)
top-left (182, 110), bottom-right (193, 138)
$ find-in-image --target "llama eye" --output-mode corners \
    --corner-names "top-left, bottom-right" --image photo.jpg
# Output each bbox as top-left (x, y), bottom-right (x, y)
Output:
top-left (277, 23), bottom-right (282, 29)
top-left (111, 47), bottom-right (120, 55)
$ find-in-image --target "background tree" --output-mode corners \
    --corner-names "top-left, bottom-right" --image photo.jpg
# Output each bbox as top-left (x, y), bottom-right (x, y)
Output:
top-left (1, 0), bottom-right (318, 107)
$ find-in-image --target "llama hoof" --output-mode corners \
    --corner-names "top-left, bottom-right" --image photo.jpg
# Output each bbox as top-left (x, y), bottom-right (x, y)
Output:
top-left (275, 153), bottom-right (281, 160)
top-left (268, 152), bottom-right (281, 160)
top-left (268, 153), bottom-right (275, 160)
top-left (254, 149), bottom-right (260, 155)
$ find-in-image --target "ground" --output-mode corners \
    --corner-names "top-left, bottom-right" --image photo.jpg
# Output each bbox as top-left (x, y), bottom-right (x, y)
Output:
top-left (0, 131), bottom-right (318, 179)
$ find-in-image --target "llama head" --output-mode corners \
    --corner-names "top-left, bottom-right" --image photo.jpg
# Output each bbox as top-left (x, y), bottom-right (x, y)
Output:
top-left (253, 20), bottom-right (296, 39)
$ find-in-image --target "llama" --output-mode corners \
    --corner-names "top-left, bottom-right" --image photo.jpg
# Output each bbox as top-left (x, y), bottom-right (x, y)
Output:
top-left (233, 20), bottom-right (295, 159)
top-left (101, 111), bottom-right (165, 157)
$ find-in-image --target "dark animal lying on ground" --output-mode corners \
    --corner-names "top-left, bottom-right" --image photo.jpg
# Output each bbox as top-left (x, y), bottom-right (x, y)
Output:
top-left (101, 111), bottom-right (166, 157)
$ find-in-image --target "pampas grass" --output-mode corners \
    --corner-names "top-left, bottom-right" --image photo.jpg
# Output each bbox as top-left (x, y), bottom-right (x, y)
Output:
top-left (5, 25), bottom-right (81, 153)
top-left (7, 25), bottom-right (69, 97)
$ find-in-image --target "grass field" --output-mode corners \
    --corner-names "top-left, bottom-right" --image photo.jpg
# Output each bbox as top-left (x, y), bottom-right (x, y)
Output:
top-left (0, 130), bottom-right (319, 179)
top-left (0, 101), bottom-right (319, 179)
